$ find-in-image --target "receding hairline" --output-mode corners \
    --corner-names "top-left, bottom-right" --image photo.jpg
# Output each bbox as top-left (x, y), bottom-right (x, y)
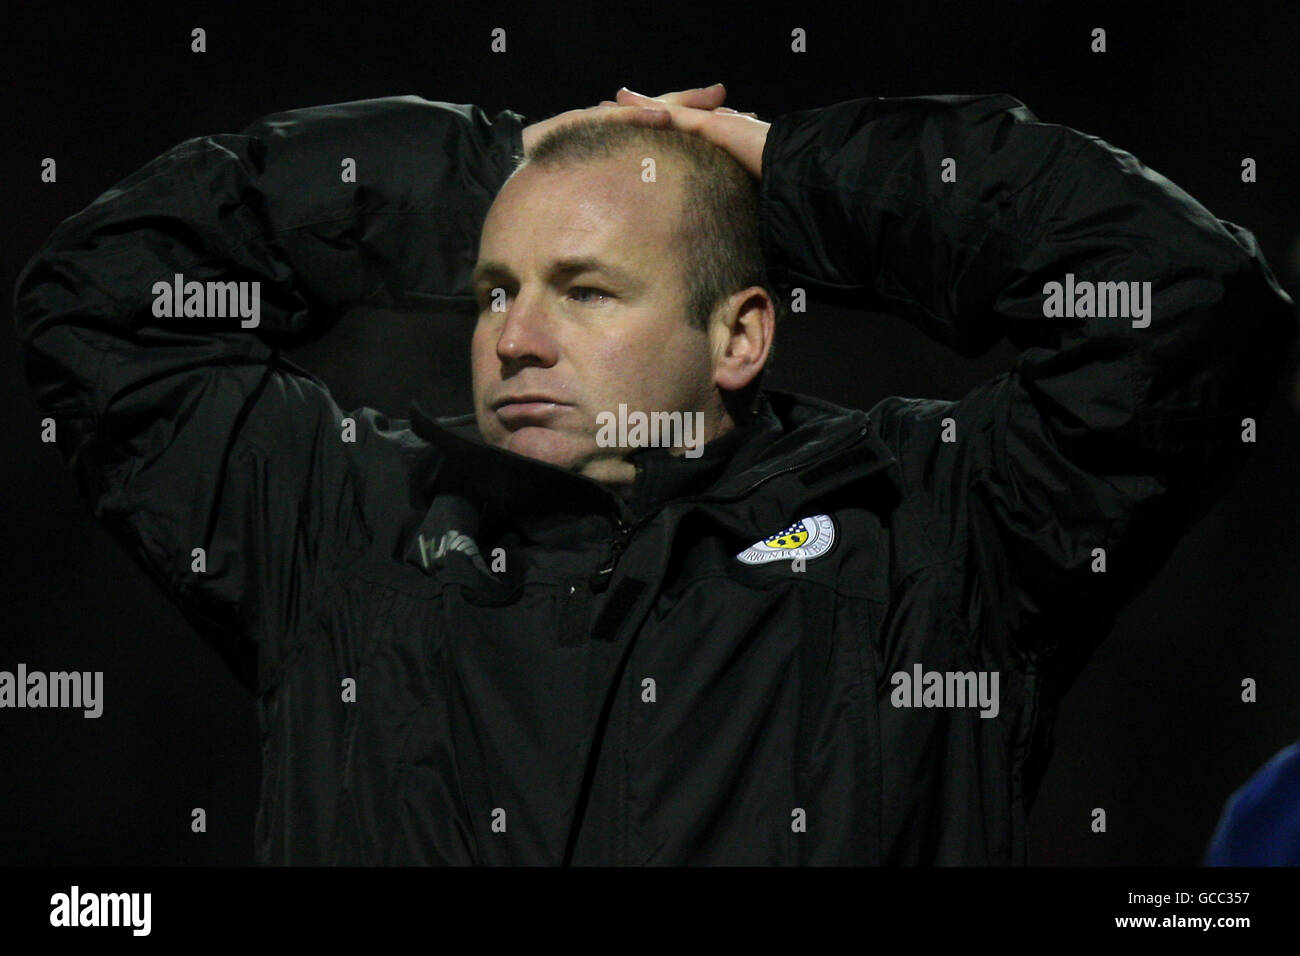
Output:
top-left (498, 119), bottom-right (771, 346)
top-left (512, 120), bottom-right (740, 185)
top-left (504, 141), bottom-right (700, 205)
top-left (484, 139), bottom-right (700, 280)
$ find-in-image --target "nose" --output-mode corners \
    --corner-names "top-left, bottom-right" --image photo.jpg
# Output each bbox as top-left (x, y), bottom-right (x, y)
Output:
top-left (495, 288), bottom-right (559, 370)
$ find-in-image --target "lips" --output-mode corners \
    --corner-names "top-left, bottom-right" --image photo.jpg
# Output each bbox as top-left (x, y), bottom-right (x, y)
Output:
top-left (491, 394), bottom-right (567, 410)
top-left (491, 395), bottom-right (571, 426)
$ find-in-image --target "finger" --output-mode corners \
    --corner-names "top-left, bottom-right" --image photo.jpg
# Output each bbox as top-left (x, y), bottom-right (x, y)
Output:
top-left (591, 104), bottom-right (672, 127)
top-left (626, 106), bottom-right (672, 126)
top-left (616, 87), bottom-right (657, 104)
top-left (617, 87), bottom-right (740, 124)
top-left (586, 97), bottom-right (717, 139)
top-left (633, 101), bottom-right (713, 136)
top-left (613, 84), bottom-right (725, 109)
top-left (659, 83), bottom-right (727, 109)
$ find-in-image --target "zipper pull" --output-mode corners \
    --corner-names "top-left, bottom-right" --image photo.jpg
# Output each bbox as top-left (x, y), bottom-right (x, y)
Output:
top-left (589, 518), bottom-right (632, 593)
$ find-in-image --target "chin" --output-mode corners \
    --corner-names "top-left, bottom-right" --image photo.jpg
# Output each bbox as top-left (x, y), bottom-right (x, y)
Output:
top-left (497, 426), bottom-right (587, 469)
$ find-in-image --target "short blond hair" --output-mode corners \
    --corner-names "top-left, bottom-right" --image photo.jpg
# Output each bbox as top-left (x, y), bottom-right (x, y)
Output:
top-left (517, 120), bottom-right (783, 332)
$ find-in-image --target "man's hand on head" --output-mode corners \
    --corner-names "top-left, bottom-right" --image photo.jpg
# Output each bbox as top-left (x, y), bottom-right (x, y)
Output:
top-left (520, 83), bottom-right (731, 155)
top-left (612, 85), bottom-right (770, 180)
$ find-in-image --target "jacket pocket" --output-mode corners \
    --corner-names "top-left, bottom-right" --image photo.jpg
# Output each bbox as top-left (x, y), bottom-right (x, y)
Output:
top-left (792, 589), bottom-right (884, 865)
top-left (384, 694), bottom-right (478, 865)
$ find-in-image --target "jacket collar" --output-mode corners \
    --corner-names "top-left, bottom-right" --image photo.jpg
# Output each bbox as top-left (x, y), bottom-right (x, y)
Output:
top-left (407, 390), bottom-right (902, 535)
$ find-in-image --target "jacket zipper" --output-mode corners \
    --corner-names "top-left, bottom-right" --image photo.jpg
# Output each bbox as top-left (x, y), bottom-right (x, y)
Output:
top-left (588, 517), bottom-right (633, 593)
top-left (586, 424), bottom-right (869, 591)
top-left (706, 424), bottom-right (871, 505)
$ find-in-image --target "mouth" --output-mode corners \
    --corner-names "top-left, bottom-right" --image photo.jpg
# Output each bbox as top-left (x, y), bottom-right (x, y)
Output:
top-left (491, 395), bottom-right (572, 426)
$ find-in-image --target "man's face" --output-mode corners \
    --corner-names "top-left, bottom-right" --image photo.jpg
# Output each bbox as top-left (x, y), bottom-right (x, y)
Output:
top-left (471, 153), bottom-right (719, 484)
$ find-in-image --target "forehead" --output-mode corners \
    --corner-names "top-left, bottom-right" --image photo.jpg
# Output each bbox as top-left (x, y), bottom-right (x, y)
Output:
top-left (480, 154), bottom-right (687, 265)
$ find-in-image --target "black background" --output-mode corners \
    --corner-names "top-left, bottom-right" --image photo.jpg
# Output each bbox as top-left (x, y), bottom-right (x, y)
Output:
top-left (3, 0), bottom-right (1299, 865)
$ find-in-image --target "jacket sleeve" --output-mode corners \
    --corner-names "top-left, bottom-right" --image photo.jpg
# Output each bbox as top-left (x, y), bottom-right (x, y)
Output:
top-left (758, 94), bottom-right (1297, 663)
top-left (13, 95), bottom-right (526, 692)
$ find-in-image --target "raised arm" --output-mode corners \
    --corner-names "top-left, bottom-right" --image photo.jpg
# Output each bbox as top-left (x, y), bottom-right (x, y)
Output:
top-left (627, 90), bottom-right (1297, 664)
top-left (12, 95), bottom-right (525, 692)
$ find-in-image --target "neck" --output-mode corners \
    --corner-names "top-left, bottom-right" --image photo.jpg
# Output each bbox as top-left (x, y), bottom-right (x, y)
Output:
top-left (580, 405), bottom-right (737, 490)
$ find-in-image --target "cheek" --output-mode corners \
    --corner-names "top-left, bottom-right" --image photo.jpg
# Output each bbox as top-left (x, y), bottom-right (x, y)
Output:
top-left (469, 324), bottom-right (494, 390)
top-left (653, 328), bottom-right (712, 397)
top-left (581, 336), bottom-right (644, 403)
top-left (598, 332), bottom-right (696, 409)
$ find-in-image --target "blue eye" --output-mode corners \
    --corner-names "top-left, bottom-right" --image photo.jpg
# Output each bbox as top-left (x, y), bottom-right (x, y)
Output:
top-left (569, 286), bottom-right (610, 304)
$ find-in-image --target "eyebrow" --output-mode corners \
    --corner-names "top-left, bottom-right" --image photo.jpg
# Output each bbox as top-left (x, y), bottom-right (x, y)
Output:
top-left (472, 256), bottom-right (641, 289)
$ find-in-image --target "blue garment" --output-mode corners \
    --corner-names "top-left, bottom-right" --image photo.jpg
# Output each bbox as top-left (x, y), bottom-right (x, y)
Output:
top-left (1206, 741), bottom-right (1300, 865)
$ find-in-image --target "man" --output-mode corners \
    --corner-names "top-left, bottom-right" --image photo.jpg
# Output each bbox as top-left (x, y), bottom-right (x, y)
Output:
top-left (13, 83), bottom-right (1295, 865)
top-left (471, 111), bottom-right (775, 488)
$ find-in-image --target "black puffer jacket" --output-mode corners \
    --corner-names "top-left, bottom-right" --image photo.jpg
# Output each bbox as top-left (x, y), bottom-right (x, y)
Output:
top-left (13, 92), bottom-right (1295, 864)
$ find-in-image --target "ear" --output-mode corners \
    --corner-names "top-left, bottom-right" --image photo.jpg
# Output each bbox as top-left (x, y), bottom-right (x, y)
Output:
top-left (710, 286), bottom-right (775, 393)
